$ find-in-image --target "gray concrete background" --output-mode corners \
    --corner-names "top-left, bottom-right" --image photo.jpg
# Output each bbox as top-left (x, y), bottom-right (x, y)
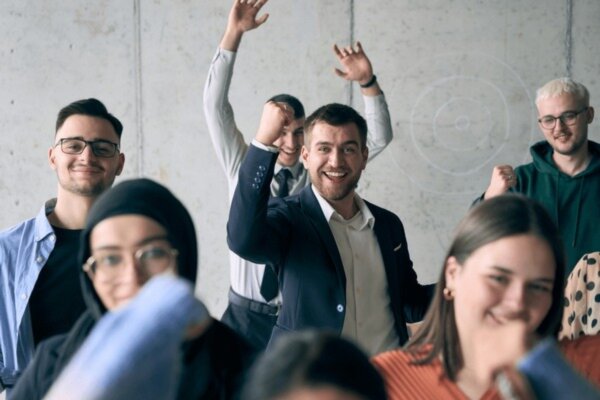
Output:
top-left (1, 0), bottom-right (599, 317)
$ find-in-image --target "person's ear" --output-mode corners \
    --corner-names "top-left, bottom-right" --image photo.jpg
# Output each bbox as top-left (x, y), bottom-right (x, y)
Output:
top-left (116, 153), bottom-right (125, 176)
top-left (48, 145), bottom-right (57, 170)
top-left (445, 256), bottom-right (461, 292)
top-left (301, 145), bottom-right (309, 163)
top-left (586, 106), bottom-right (594, 124)
top-left (361, 145), bottom-right (368, 170)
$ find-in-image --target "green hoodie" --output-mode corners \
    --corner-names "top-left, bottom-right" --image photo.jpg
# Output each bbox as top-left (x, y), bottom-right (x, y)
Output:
top-left (515, 140), bottom-right (600, 272)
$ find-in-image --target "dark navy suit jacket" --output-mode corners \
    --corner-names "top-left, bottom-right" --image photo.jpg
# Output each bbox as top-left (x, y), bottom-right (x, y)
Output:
top-left (227, 145), bottom-right (434, 347)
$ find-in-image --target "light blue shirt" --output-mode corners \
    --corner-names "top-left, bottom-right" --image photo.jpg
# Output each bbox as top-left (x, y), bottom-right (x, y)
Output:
top-left (517, 338), bottom-right (600, 400)
top-left (45, 275), bottom-right (209, 400)
top-left (0, 200), bottom-right (57, 392)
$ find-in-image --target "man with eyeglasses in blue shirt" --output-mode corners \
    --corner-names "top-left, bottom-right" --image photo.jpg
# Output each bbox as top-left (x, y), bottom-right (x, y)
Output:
top-left (0, 98), bottom-right (125, 394)
top-left (477, 77), bottom-right (599, 273)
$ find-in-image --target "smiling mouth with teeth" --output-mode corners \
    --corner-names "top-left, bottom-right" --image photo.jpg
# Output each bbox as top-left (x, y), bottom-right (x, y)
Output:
top-left (324, 171), bottom-right (347, 178)
top-left (554, 134), bottom-right (571, 140)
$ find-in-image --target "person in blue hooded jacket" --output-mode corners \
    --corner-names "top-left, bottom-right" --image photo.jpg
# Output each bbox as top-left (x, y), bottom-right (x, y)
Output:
top-left (477, 77), bottom-right (599, 272)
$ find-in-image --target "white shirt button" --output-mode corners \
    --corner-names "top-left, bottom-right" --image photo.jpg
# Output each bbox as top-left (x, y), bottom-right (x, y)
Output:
top-left (21, 293), bottom-right (27, 300)
top-left (336, 304), bottom-right (344, 312)
top-left (36, 256), bottom-right (44, 264)
top-left (49, 234), bottom-right (56, 242)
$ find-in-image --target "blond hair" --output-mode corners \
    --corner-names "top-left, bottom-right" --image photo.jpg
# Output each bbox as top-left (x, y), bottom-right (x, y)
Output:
top-left (536, 77), bottom-right (590, 106)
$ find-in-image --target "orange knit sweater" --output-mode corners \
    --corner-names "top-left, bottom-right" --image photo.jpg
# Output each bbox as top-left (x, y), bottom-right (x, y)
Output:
top-left (372, 335), bottom-right (599, 400)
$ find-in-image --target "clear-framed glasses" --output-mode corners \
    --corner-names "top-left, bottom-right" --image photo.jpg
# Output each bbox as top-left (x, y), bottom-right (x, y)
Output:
top-left (83, 242), bottom-right (178, 282)
top-left (537, 107), bottom-right (589, 130)
top-left (55, 138), bottom-right (120, 158)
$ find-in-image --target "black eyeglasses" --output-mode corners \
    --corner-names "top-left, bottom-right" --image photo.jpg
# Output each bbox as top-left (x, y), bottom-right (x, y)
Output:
top-left (537, 107), bottom-right (589, 130)
top-left (54, 138), bottom-right (120, 158)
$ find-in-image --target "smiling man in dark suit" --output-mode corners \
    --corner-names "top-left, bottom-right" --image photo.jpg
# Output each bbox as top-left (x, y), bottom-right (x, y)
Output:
top-left (227, 102), bottom-right (434, 355)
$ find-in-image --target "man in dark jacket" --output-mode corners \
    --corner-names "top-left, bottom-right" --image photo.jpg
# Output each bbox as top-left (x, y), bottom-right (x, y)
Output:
top-left (478, 77), bottom-right (599, 272)
top-left (227, 102), bottom-right (433, 354)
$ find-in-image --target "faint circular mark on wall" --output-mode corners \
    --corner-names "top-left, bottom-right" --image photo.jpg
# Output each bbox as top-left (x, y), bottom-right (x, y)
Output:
top-left (389, 52), bottom-right (535, 195)
top-left (432, 96), bottom-right (492, 152)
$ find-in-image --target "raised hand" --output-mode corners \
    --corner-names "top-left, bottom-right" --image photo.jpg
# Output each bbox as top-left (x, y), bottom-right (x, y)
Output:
top-left (255, 101), bottom-right (294, 147)
top-left (228, 0), bottom-right (269, 34)
top-left (333, 41), bottom-right (374, 86)
top-left (470, 321), bottom-right (536, 400)
top-left (221, 0), bottom-right (270, 51)
top-left (484, 165), bottom-right (516, 199)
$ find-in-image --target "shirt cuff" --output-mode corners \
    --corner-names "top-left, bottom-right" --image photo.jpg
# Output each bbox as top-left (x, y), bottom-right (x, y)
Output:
top-left (216, 46), bottom-right (237, 60)
top-left (252, 139), bottom-right (279, 154)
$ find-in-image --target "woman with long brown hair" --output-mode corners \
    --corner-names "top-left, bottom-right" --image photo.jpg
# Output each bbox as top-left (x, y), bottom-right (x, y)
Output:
top-left (373, 195), bottom-right (598, 399)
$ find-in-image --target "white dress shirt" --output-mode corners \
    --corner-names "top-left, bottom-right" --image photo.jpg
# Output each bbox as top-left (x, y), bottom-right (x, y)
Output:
top-left (312, 186), bottom-right (399, 355)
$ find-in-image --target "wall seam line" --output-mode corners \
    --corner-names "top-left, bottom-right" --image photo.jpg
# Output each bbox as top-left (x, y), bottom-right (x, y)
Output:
top-left (565, 0), bottom-right (573, 77)
top-left (347, 0), bottom-right (355, 107)
top-left (134, 0), bottom-right (144, 176)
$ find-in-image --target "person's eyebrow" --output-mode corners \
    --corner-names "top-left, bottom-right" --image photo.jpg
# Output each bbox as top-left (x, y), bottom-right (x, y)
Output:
top-left (92, 235), bottom-right (169, 252)
top-left (490, 266), bottom-right (554, 283)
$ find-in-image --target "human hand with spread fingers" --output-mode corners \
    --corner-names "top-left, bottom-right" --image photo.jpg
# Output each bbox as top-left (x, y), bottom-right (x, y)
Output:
top-left (221, 0), bottom-right (270, 51)
top-left (333, 41), bottom-right (382, 96)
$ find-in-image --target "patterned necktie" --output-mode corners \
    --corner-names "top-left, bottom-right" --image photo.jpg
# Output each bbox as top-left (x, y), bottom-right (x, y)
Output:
top-left (259, 169), bottom-right (292, 302)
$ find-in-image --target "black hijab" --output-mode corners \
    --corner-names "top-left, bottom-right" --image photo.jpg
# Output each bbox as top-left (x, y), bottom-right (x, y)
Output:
top-left (79, 178), bottom-right (198, 319)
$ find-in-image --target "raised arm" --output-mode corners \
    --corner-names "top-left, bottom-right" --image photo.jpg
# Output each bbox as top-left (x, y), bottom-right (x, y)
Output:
top-left (484, 165), bottom-right (516, 199)
top-left (203, 0), bottom-right (270, 187)
top-left (472, 164), bottom-right (517, 207)
top-left (333, 41), bottom-right (393, 160)
top-left (227, 102), bottom-right (294, 265)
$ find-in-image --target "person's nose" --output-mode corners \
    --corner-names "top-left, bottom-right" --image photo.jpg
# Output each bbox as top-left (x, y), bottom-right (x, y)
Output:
top-left (280, 132), bottom-right (295, 150)
top-left (502, 283), bottom-right (528, 320)
top-left (553, 116), bottom-right (567, 132)
top-left (290, 132), bottom-right (303, 149)
top-left (121, 254), bottom-right (150, 285)
top-left (78, 143), bottom-right (97, 162)
top-left (328, 148), bottom-right (344, 168)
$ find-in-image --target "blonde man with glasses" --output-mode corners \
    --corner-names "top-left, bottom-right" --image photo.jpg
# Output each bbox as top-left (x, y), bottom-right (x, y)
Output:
top-left (478, 77), bottom-right (599, 272)
top-left (0, 98), bottom-right (125, 394)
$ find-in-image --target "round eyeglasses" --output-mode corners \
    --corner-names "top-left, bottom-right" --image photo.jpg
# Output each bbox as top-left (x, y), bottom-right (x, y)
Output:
top-left (83, 243), bottom-right (178, 282)
top-left (537, 107), bottom-right (589, 130)
top-left (55, 138), bottom-right (120, 158)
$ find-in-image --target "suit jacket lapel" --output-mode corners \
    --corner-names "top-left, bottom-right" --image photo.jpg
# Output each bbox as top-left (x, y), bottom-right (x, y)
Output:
top-left (369, 203), bottom-right (402, 315)
top-left (299, 187), bottom-right (346, 289)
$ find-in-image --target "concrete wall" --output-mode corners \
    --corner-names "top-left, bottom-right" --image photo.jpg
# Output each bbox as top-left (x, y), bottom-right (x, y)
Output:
top-left (1, 0), bottom-right (599, 318)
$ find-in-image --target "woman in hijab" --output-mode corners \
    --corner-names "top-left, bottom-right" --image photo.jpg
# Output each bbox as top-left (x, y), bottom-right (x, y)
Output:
top-left (11, 178), bottom-right (256, 399)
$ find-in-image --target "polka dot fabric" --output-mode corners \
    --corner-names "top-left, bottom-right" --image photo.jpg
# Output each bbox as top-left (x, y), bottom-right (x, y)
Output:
top-left (559, 252), bottom-right (600, 340)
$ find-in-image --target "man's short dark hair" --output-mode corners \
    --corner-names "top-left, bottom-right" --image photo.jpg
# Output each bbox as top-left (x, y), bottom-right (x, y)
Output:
top-left (242, 331), bottom-right (387, 400)
top-left (304, 103), bottom-right (367, 148)
top-left (267, 94), bottom-right (305, 119)
top-left (55, 98), bottom-right (123, 138)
